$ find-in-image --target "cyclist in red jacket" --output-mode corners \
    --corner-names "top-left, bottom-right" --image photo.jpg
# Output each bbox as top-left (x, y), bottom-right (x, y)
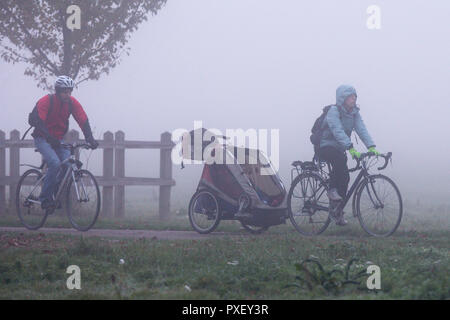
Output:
top-left (30, 76), bottom-right (98, 210)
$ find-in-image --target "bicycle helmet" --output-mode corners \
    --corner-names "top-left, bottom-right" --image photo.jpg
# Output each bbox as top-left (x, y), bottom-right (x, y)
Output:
top-left (55, 75), bottom-right (75, 89)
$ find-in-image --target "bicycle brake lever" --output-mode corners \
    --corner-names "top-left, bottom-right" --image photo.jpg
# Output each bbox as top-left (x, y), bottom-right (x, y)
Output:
top-left (377, 153), bottom-right (391, 170)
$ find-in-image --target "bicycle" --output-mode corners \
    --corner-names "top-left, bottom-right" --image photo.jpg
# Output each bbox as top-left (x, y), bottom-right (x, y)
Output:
top-left (287, 152), bottom-right (402, 237)
top-left (16, 142), bottom-right (101, 231)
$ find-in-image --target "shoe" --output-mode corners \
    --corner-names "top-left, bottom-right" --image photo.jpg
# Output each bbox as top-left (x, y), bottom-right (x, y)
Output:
top-left (335, 216), bottom-right (348, 226)
top-left (327, 188), bottom-right (343, 201)
top-left (329, 200), bottom-right (347, 226)
top-left (329, 199), bottom-right (340, 214)
top-left (41, 199), bottom-right (56, 214)
top-left (41, 199), bottom-right (54, 210)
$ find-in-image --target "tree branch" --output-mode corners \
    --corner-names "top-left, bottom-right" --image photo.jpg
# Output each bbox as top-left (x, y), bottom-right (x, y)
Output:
top-left (0, 43), bottom-right (29, 62)
top-left (0, 2), bottom-right (60, 75)
top-left (75, 76), bottom-right (90, 87)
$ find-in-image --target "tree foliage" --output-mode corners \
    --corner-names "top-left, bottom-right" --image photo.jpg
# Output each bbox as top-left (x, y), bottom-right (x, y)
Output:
top-left (0, 0), bottom-right (167, 89)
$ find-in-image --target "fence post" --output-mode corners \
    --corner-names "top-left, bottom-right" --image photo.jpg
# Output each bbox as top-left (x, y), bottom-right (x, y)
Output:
top-left (9, 130), bottom-right (20, 212)
top-left (67, 130), bottom-right (80, 160)
top-left (102, 131), bottom-right (114, 217)
top-left (114, 131), bottom-right (125, 217)
top-left (159, 132), bottom-right (173, 220)
top-left (0, 130), bottom-right (5, 214)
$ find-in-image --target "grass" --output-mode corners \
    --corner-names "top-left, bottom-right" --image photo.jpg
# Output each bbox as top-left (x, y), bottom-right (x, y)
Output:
top-left (0, 201), bottom-right (449, 299)
top-left (1, 196), bottom-right (448, 232)
top-left (0, 225), bottom-right (448, 299)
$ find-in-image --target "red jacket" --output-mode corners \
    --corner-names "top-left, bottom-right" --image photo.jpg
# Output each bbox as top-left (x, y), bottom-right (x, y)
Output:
top-left (32, 94), bottom-right (89, 140)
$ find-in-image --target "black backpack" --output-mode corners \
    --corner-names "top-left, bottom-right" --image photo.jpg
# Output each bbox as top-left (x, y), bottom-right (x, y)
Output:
top-left (310, 104), bottom-right (341, 154)
top-left (22, 94), bottom-right (73, 140)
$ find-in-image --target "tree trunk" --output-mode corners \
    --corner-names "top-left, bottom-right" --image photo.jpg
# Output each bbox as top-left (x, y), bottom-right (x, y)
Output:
top-left (60, 4), bottom-right (72, 77)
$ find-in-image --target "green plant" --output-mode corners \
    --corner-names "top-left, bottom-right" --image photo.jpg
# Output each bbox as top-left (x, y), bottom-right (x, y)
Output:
top-left (286, 258), bottom-right (367, 295)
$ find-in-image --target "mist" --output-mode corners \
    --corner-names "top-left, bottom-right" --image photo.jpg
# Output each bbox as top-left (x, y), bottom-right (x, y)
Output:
top-left (1, 0), bottom-right (449, 211)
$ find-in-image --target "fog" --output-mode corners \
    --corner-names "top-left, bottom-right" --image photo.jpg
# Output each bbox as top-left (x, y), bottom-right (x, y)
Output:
top-left (1, 0), bottom-right (449, 210)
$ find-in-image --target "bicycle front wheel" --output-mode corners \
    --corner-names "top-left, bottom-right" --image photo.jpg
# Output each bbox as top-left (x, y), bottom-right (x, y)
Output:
top-left (356, 174), bottom-right (403, 237)
top-left (66, 169), bottom-right (101, 231)
top-left (16, 169), bottom-right (48, 230)
top-left (287, 172), bottom-right (331, 236)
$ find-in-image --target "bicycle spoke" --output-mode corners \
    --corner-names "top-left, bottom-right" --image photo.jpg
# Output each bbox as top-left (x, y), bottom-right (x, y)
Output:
top-left (357, 175), bottom-right (402, 237)
top-left (17, 170), bottom-right (48, 230)
top-left (288, 173), bottom-right (330, 236)
top-left (189, 191), bottom-right (220, 233)
top-left (67, 170), bottom-right (100, 231)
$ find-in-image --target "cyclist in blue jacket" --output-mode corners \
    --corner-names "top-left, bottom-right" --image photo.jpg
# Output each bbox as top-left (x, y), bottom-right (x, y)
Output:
top-left (318, 85), bottom-right (380, 225)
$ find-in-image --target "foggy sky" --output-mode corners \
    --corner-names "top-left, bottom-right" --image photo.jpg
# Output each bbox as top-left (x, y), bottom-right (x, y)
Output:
top-left (1, 0), bottom-right (449, 205)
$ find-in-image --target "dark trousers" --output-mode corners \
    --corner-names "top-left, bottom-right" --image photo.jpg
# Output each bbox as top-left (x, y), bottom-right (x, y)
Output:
top-left (318, 146), bottom-right (350, 199)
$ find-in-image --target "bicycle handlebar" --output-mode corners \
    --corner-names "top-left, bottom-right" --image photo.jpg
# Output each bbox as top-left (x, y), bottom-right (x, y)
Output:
top-left (61, 142), bottom-right (94, 151)
top-left (377, 152), bottom-right (392, 170)
top-left (348, 151), bottom-right (392, 172)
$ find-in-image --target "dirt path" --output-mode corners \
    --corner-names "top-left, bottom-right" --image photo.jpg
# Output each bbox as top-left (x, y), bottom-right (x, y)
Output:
top-left (0, 227), bottom-right (236, 240)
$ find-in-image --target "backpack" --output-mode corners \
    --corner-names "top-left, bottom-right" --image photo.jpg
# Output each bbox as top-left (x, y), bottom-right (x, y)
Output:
top-left (22, 94), bottom-right (73, 140)
top-left (310, 104), bottom-right (342, 154)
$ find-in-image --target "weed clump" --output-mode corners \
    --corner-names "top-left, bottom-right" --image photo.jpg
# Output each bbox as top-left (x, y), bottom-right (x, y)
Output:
top-left (286, 258), bottom-right (368, 295)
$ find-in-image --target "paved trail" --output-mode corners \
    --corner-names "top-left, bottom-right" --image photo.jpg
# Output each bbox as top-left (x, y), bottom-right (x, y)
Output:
top-left (0, 227), bottom-right (237, 240)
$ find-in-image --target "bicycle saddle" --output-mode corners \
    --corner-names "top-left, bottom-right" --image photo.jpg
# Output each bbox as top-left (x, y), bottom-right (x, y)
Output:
top-left (300, 161), bottom-right (317, 170)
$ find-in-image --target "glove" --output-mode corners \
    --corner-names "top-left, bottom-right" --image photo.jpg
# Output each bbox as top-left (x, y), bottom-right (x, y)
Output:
top-left (46, 136), bottom-right (61, 150)
top-left (368, 146), bottom-right (380, 156)
top-left (86, 136), bottom-right (98, 150)
top-left (349, 147), bottom-right (361, 159)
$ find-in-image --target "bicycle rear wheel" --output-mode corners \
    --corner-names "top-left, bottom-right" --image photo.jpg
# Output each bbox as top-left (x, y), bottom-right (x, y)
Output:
top-left (287, 172), bottom-right (331, 236)
top-left (356, 174), bottom-right (403, 237)
top-left (66, 169), bottom-right (101, 231)
top-left (16, 169), bottom-right (48, 230)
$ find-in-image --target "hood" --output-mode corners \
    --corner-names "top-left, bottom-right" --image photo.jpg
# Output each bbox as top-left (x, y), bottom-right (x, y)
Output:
top-left (336, 85), bottom-right (357, 107)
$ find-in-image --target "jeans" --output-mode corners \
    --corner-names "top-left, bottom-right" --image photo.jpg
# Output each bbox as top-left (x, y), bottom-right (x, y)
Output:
top-left (318, 146), bottom-right (350, 199)
top-left (34, 137), bottom-right (71, 202)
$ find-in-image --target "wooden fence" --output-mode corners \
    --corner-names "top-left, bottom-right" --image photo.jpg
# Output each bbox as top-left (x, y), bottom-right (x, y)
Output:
top-left (0, 129), bottom-right (176, 219)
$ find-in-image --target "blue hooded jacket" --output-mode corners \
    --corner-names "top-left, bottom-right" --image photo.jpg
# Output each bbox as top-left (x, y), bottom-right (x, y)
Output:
top-left (319, 85), bottom-right (375, 152)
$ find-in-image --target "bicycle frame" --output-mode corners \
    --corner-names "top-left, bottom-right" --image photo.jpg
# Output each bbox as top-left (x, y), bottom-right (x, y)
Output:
top-left (299, 153), bottom-right (391, 215)
top-left (334, 167), bottom-right (369, 213)
top-left (23, 144), bottom-right (90, 205)
top-left (17, 141), bottom-right (100, 232)
top-left (23, 174), bottom-right (46, 205)
top-left (54, 155), bottom-right (90, 203)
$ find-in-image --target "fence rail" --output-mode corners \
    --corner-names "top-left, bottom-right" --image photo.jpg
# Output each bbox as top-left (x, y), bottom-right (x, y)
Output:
top-left (0, 129), bottom-right (175, 219)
